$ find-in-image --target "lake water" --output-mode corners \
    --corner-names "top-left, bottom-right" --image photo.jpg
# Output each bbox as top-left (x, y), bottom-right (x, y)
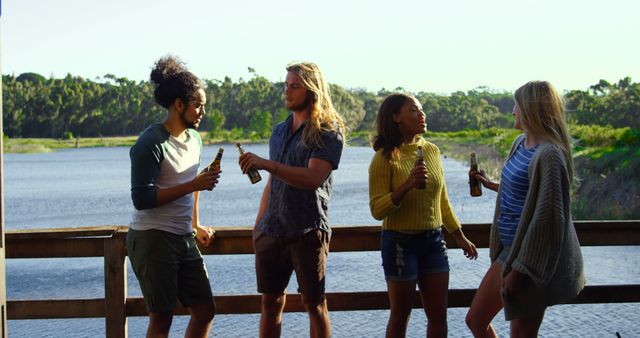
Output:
top-left (3, 145), bottom-right (639, 337)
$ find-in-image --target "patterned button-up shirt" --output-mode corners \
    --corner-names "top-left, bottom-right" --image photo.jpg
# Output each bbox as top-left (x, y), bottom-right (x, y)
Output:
top-left (257, 114), bottom-right (343, 237)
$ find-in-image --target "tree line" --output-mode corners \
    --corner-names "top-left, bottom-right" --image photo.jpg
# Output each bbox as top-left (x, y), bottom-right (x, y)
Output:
top-left (2, 71), bottom-right (639, 139)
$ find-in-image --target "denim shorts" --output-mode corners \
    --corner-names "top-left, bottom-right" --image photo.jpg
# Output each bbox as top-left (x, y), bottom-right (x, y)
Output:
top-left (381, 229), bottom-right (450, 281)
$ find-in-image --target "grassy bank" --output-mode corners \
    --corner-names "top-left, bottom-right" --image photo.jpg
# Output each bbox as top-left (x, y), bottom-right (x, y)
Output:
top-left (423, 126), bottom-right (640, 220)
top-left (3, 136), bottom-right (139, 153)
top-left (2, 133), bottom-right (269, 153)
top-left (570, 126), bottom-right (640, 219)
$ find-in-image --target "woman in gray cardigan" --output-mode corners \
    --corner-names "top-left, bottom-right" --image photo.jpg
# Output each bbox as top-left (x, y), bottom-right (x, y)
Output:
top-left (465, 81), bottom-right (585, 337)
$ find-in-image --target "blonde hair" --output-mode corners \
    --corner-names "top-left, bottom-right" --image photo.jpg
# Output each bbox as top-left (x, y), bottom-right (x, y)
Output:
top-left (286, 62), bottom-right (345, 147)
top-left (515, 81), bottom-right (574, 181)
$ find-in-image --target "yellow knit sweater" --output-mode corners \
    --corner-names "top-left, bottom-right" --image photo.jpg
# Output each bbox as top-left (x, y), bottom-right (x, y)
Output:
top-left (368, 138), bottom-right (461, 233)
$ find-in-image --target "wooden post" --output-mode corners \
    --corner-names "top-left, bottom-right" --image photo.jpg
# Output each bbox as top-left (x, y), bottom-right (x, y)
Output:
top-left (0, 10), bottom-right (9, 336)
top-left (104, 229), bottom-right (127, 338)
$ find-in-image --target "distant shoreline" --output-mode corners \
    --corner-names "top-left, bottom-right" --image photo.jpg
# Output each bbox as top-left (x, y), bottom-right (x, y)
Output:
top-left (1, 133), bottom-right (272, 154)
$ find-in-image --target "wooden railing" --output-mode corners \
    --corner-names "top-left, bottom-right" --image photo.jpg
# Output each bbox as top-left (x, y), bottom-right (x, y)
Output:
top-left (5, 221), bottom-right (640, 338)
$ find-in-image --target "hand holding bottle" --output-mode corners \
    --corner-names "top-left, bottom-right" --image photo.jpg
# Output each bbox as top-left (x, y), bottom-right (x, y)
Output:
top-left (194, 167), bottom-right (220, 191)
top-left (196, 147), bottom-right (223, 191)
top-left (414, 146), bottom-right (428, 190)
top-left (472, 169), bottom-right (499, 192)
top-left (408, 164), bottom-right (428, 189)
top-left (239, 151), bottom-right (268, 175)
top-left (391, 147), bottom-right (428, 205)
top-left (236, 143), bottom-right (262, 184)
top-left (469, 152), bottom-right (482, 197)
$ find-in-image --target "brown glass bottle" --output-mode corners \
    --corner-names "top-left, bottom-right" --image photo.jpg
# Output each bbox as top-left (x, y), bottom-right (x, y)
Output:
top-left (415, 146), bottom-right (426, 190)
top-left (469, 152), bottom-right (482, 197)
top-left (236, 143), bottom-right (262, 184)
top-left (208, 148), bottom-right (224, 172)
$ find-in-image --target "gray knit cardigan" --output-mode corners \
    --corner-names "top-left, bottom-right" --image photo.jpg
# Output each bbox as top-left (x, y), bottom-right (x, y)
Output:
top-left (490, 134), bottom-right (585, 320)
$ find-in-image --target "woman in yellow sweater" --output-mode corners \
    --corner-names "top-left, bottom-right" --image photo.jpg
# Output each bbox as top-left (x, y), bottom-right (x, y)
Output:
top-left (369, 93), bottom-right (478, 338)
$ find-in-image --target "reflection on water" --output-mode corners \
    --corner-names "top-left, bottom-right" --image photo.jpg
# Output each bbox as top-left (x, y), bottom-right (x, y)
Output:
top-left (4, 145), bottom-right (640, 337)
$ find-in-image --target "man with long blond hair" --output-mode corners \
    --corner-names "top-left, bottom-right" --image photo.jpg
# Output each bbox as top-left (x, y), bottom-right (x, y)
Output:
top-left (239, 62), bottom-right (345, 338)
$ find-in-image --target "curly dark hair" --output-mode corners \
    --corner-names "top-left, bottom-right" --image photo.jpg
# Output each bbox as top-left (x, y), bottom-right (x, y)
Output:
top-left (372, 93), bottom-right (413, 158)
top-left (149, 55), bottom-right (203, 108)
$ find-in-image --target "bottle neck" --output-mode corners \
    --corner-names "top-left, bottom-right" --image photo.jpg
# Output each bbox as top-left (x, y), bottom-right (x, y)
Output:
top-left (236, 144), bottom-right (245, 154)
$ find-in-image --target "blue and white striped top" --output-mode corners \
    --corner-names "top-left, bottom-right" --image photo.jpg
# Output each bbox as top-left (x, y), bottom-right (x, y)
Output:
top-left (497, 138), bottom-right (538, 246)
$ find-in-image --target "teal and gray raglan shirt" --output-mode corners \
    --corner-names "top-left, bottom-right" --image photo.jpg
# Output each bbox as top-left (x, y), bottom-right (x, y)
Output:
top-left (129, 123), bottom-right (203, 235)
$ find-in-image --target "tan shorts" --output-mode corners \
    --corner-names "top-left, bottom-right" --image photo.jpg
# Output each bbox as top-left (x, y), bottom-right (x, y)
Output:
top-left (253, 229), bottom-right (330, 306)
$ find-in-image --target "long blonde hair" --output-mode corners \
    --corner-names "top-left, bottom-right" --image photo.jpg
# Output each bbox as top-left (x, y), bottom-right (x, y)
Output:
top-left (515, 81), bottom-right (574, 181)
top-left (286, 62), bottom-right (345, 147)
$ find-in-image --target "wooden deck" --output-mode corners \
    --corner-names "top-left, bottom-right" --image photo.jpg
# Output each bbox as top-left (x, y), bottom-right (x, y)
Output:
top-left (5, 220), bottom-right (640, 338)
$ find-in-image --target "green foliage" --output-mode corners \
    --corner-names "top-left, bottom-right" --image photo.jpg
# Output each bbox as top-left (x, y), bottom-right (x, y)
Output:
top-left (492, 113), bottom-right (515, 129)
top-left (415, 91), bottom-right (505, 132)
top-left (16, 72), bottom-right (46, 83)
top-left (351, 89), bottom-right (381, 132)
top-left (565, 77), bottom-right (640, 128)
top-left (205, 75), bottom-right (283, 130)
top-left (207, 109), bottom-right (226, 139)
top-left (571, 125), bottom-right (640, 148)
top-left (572, 144), bottom-right (640, 219)
top-left (329, 84), bottom-right (366, 132)
top-left (617, 128), bottom-right (640, 147)
top-left (62, 131), bottom-right (74, 140)
top-left (249, 111), bottom-right (272, 139)
top-left (3, 72), bottom-right (639, 144)
top-left (347, 130), bottom-right (373, 147)
top-left (228, 127), bottom-right (245, 141)
top-left (2, 74), bottom-right (161, 138)
top-left (468, 87), bottom-right (514, 114)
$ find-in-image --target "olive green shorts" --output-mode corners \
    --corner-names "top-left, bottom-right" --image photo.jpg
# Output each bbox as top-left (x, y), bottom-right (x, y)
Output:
top-left (126, 229), bottom-right (213, 313)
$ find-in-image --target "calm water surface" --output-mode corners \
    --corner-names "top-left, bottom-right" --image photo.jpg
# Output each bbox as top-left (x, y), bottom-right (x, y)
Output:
top-left (4, 145), bottom-right (639, 337)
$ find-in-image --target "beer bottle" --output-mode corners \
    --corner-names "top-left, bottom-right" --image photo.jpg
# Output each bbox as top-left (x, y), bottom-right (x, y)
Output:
top-left (236, 143), bottom-right (262, 184)
top-left (469, 152), bottom-right (482, 197)
top-left (208, 148), bottom-right (224, 172)
top-left (415, 146), bottom-right (426, 190)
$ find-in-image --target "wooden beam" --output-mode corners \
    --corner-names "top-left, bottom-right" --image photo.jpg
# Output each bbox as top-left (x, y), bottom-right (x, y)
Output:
top-left (574, 220), bottom-right (640, 246)
top-left (7, 299), bottom-right (104, 319)
top-left (5, 238), bottom-right (106, 258)
top-left (6, 226), bottom-right (119, 240)
top-left (7, 284), bottom-right (640, 319)
top-left (104, 236), bottom-right (127, 338)
top-left (121, 284), bottom-right (640, 317)
top-left (199, 221), bottom-right (640, 255)
top-left (571, 284), bottom-right (640, 304)
top-left (5, 221), bottom-right (640, 259)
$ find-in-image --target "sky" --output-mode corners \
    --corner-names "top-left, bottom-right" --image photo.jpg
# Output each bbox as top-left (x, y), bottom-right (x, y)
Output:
top-left (1, 0), bottom-right (639, 94)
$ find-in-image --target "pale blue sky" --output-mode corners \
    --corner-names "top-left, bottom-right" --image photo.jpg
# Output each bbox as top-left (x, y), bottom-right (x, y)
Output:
top-left (2, 0), bottom-right (639, 93)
